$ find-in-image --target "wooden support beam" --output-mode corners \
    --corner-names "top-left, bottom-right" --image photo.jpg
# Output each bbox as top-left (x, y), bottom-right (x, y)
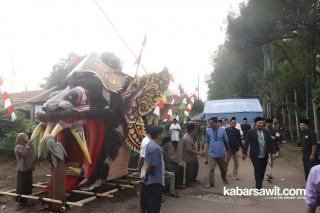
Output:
top-left (32, 184), bottom-right (47, 189)
top-left (71, 190), bottom-right (113, 198)
top-left (76, 196), bottom-right (97, 206)
top-left (0, 191), bottom-right (82, 207)
top-left (128, 168), bottom-right (138, 172)
top-left (98, 188), bottom-right (119, 197)
top-left (105, 183), bottom-right (134, 189)
top-left (113, 179), bottom-right (140, 185)
top-left (5, 189), bottom-right (16, 193)
top-left (31, 190), bottom-right (46, 196)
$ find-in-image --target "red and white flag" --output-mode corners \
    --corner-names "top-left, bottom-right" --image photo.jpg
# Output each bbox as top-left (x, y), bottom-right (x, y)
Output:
top-left (0, 79), bottom-right (17, 121)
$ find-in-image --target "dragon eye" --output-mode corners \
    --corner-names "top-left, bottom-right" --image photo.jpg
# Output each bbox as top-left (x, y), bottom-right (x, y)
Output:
top-left (65, 90), bottom-right (81, 106)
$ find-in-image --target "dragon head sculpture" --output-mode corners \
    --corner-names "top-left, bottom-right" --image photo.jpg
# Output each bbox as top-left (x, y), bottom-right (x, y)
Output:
top-left (31, 53), bottom-right (169, 191)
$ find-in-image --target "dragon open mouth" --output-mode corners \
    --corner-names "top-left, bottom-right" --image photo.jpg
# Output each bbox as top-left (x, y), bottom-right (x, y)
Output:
top-left (31, 111), bottom-right (107, 191)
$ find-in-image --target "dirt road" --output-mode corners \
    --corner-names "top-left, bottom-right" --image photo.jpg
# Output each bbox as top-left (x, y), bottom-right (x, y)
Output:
top-left (0, 144), bottom-right (307, 212)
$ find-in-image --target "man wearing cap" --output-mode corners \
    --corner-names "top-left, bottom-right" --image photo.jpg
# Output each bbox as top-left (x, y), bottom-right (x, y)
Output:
top-left (225, 118), bottom-right (243, 180)
top-left (205, 117), bottom-right (231, 188)
top-left (242, 117), bottom-right (274, 189)
top-left (300, 118), bottom-right (318, 181)
top-left (241, 118), bottom-right (252, 140)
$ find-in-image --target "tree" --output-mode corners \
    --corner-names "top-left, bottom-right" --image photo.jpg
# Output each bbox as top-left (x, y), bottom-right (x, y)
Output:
top-left (42, 52), bottom-right (123, 88)
top-left (207, 0), bottom-right (320, 141)
top-left (100, 52), bottom-right (123, 72)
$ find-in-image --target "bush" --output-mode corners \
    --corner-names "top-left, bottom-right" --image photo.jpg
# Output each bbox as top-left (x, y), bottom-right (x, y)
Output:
top-left (0, 111), bottom-right (33, 150)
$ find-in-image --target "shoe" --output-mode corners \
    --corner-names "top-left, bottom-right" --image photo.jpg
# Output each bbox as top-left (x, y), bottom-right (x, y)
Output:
top-left (169, 193), bottom-right (180, 198)
top-left (232, 176), bottom-right (239, 180)
top-left (93, 179), bottom-right (103, 188)
top-left (204, 161), bottom-right (208, 165)
top-left (206, 184), bottom-right (214, 188)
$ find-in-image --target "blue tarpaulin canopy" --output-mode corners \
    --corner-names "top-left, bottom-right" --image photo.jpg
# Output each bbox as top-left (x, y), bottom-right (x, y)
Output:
top-left (204, 99), bottom-right (263, 125)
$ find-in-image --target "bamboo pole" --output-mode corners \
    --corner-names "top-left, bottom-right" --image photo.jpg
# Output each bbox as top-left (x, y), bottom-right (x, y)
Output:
top-left (0, 191), bottom-right (82, 207)
top-left (105, 183), bottom-right (134, 189)
top-left (32, 184), bottom-right (47, 189)
top-left (98, 188), bottom-right (119, 197)
top-left (112, 179), bottom-right (140, 185)
top-left (71, 190), bottom-right (114, 198)
top-left (76, 196), bottom-right (97, 206)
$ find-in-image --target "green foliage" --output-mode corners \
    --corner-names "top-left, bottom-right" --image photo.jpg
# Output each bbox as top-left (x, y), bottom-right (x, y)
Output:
top-left (0, 111), bottom-right (33, 150)
top-left (42, 52), bottom-right (123, 88)
top-left (207, 0), bottom-right (320, 120)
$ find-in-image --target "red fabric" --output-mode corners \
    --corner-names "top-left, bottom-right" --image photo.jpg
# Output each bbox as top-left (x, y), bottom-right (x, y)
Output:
top-left (157, 100), bottom-right (164, 109)
top-left (6, 105), bottom-right (14, 116)
top-left (2, 92), bottom-right (9, 100)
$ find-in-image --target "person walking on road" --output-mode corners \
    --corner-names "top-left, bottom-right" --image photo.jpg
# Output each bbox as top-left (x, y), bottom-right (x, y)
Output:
top-left (265, 119), bottom-right (277, 182)
top-left (241, 118), bottom-right (251, 140)
top-left (305, 165), bottom-right (320, 213)
top-left (170, 119), bottom-right (181, 152)
top-left (140, 126), bottom-right (165, 213)
top-left (242, 117), bottom-right (274, 189)
top-left (225, 118), bottom-right (243, 180)
top-left (205, 117), bottom-right (231, 188)
top-left (300, 118), bottom-right (318, 181)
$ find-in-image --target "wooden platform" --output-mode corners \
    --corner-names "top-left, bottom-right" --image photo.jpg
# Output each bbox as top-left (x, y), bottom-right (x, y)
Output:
top-left (0, 168), bottom-right (141, 211)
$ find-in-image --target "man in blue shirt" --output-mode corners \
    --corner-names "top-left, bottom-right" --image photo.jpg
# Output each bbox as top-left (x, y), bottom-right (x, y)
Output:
top-left (140, 126), bottom-right (165, 213)
top-left (205, 117), bottom-right (231, 188)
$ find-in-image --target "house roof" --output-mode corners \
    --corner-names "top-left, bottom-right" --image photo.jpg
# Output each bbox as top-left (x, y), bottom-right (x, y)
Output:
top-left (25, 87), bottom-right (56, 104)
top-left (204, 99), bottom-right (263, 114)
top-left (0, 90), bottom-right (44, 109)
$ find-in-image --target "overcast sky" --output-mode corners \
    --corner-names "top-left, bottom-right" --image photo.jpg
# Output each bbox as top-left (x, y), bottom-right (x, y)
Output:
top-left (0, 0), bottom-right (244, 100)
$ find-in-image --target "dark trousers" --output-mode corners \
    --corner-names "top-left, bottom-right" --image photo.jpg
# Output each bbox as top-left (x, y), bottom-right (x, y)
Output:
top-left (140, 184), bottom-right (163, 213)
top-left (185, 161), bottom-right (199, 185)
top-left (251, 157), bottom-right (268, 189)
top-left (172, 141), bottom-right (178, 152)
top-left (167, 165), bottom-right (184, 185)
top-left (16, 170), bottom-right (33, 204)
top-left (303, 159), bottom-right (318, 181)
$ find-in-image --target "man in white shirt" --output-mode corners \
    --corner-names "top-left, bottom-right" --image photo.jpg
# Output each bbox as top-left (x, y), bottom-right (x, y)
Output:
top-left (231, 117), bottom-right (243, 136)
top-left (138, 125), bottom-right (152, 173)
top-left (170, 119), bottom-right (181, 152)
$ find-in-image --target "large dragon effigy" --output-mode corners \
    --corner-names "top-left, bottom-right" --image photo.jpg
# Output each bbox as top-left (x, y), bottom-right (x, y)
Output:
top-left (30, 53), bottom-right (170, 192)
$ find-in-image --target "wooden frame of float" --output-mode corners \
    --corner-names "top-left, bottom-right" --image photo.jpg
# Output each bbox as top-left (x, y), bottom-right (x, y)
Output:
top-left (0, 168), bottom-right (141, 210)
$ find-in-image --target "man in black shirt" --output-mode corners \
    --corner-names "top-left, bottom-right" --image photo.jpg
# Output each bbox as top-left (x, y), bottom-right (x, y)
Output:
top-left (300, 118), bottom-right (318, 181)
top-left (241, 118), bottom-right (252, 140)
top-left (226, 118), bottom-right (243, 180)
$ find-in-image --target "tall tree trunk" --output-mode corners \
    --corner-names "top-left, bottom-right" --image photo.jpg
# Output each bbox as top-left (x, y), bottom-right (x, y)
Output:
top-left (312, 97), bottom-right (319, 140)
top-left (294, 90), bottom-right (300, 139)
top-left (306, 73), bottom-right (309, 118)
top-left (286, 95), bottom-right (294, 142)
top-left (282, 104), bottom-right (286, 127)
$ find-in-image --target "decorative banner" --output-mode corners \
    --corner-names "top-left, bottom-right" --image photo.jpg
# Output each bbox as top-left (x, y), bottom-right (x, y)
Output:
top-left (184, 89), bottom-right (198, 116)
top-left (0, 79), bottom-right (17, 121)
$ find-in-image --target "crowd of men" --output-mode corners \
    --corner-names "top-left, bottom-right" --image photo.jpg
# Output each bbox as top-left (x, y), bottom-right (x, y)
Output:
top-left (138, 115), bottom-right (286, 213)
top-left (12, 114), bottom-right (320, 212)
